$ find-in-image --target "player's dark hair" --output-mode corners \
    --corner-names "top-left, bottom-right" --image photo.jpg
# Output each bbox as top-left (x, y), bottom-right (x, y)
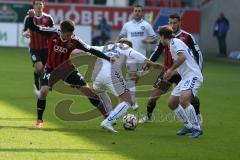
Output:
top-left (134, 5), bottom-right (143, 11)
top-left (169, 13), bottom-right (181, 21)
top-left (157, 25), bottom-right (174, 39)
top-left (60, 20), bottom-right (75, 33)
top-left (33, 0), bottom-right (44, 5)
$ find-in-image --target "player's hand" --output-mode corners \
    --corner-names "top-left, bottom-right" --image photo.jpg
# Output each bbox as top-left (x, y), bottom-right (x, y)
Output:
top-left (109, 57), bottom-right (116, 63)
top-left (153, 63), bottom-right (164, 70)
top-left (23, 31), bottom-right (31, 38)
top-left (163, 69), bottom-right (173, 80)
top-left (142, 39), bottom-right (148, 44)
top-left (27, 9), bottom-right (35, 17)
top-left (142, 63), bottom-right (150, 71)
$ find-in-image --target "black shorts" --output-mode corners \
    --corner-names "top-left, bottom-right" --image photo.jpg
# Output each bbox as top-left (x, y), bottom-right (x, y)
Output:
top-left (153, 71), bottom-right (181, 91)
top-left (41, 69), bottom-right (87, 88)
top-left (29, 48), bottom-right (48, 65)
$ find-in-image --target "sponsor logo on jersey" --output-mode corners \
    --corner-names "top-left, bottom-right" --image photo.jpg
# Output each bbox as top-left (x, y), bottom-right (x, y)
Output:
top-left (131, 31), bottom-right (144, 37)
top-left (54, 45), bottom-right (68, 54)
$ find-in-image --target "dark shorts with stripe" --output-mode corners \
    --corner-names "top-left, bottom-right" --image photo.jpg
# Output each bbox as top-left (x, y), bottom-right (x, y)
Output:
top-left (41, 68), bottom-right (87, 88)
top-left (29, 48), bottom-right (48, 65)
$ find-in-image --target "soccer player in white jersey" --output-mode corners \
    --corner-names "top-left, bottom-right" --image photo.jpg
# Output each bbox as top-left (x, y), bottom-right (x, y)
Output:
top-left (116, 5), bottom-right (157, 110)
top-left (91, 38), bottom-right (163, 132)
top-left (159, 26), bottom-right (203, 138)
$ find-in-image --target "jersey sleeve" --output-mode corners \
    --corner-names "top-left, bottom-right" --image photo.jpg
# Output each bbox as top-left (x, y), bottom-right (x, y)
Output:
top-left (187, 35), bottom-right (203, 70)
top-left (149, 42), bottom-right (164, 62)
top-left (128, 48), bottom-right (146, 63)
top-left (119, 23), bottom-right (127, 37)
top-left (49, 15), bottom-right (55, 27)
top-left (28, 17), bottom-right (57, 36)
top-left (75, 38), bottom-right (110, 61)
top-left (91, 46), bottom-right (104, 52)
top-left (171, 39), bottom-right (186, 56)
top-left (23, 16), bottom-right (29, 32)
top-left (146, 23), bottom-right (157, 38)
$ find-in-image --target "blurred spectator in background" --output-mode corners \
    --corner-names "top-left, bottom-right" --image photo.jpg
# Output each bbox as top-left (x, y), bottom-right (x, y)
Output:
top-left (213, 13), bottom-right (229, 57)
top-left (92, 17), bottom-right (111, 45)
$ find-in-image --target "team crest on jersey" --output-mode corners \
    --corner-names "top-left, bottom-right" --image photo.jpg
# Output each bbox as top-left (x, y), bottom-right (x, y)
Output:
top-left (140, 26), bottom-right (145, 30)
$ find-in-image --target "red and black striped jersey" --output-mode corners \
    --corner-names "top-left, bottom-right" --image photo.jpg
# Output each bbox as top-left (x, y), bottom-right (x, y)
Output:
top-left (23, 13), bottom-right (54, 49)
top-left (28, 17), bottom-right (110, 70)
top-left (149, 43), bottom-right (173, 70)
top-left (149, 30), bottom-right (203, 71)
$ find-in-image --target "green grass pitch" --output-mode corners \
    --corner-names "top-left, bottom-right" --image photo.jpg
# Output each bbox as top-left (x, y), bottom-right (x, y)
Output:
top-left (0, 47), bottom-right (240, 160)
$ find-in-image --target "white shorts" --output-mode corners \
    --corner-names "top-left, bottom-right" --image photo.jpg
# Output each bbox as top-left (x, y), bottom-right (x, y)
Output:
top-left (171, 76), bottom-right (203, 97)
top-left (93, 71), bottom-right (129, 96)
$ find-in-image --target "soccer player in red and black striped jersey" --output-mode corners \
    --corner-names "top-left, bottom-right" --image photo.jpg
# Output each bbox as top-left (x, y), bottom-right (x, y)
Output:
top-left (27, 9), bottom-right (114, 128)
top-left (23, 0), bottom-right (54, 96)
top-left (139, 13), bottom-right (204, 125)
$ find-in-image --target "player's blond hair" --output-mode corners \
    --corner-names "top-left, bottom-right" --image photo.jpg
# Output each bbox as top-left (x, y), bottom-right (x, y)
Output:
top-left (118, 38), bottom-right (133, 48)
top-left (157, 25), bottom-right (174, 39)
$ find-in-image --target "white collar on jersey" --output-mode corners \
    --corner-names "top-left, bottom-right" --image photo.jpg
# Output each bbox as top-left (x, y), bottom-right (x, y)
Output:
top-left (60, 34), bottom-right (68, 43)
top-left (34, 13), bottom-right (44, 19)
top-left (175, 29), bottom-right (183, 37)
top-left (132, 19), bottom-right (144, 24)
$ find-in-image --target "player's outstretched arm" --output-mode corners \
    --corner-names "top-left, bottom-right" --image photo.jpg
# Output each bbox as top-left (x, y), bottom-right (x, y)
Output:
top-left (75, 39), bottom-right (114, 63)
top-left (27, 9), bottom-right (56, 36)
top-left (144, 59), bottom-right (164, 70)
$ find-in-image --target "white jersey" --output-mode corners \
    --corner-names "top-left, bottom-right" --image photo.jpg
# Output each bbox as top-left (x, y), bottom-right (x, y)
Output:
top-left (92, 43), bottom-right (146, 96)
top-left (119, 19), bottom-right (156, 56)
top-left (169, 38), bottom-right (203, 80)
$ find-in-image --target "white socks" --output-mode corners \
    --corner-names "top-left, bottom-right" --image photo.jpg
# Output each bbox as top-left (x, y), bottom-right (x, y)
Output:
top-left (185, 104), bottom-right (201, 130)
top-left (105, 101), bottom-right (130, 124)
top-left (173, 105), bottom-right (192, 129)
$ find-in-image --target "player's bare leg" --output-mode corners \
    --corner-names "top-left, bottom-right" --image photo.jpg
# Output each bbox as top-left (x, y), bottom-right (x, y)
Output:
top-left (98, 91), bottom-right (113, 114)
top-left (33, 62), bottom-right (43, 97)
top-left (78, 85), bottom-right (108, 118)
top-left (127, 72), bottom-right (139, 110)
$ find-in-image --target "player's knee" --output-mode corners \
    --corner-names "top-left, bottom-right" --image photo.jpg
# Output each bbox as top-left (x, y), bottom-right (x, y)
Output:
top-left (149, 97), bottom-right (157, 103)
top-left (34, 63), bottom-right (43, 74)
top-left (88, 98), bottom-right (100, 107)
top-left (168, 100), bottom-right (175, 109)
top-left (179, 97), bottom-right (190, 108)
top-left (40, 87), bottom-right (49, 98)
top-left (168, 97), bottom-right (179, 110)
top-left (179, 93), bottom-right (191, 107)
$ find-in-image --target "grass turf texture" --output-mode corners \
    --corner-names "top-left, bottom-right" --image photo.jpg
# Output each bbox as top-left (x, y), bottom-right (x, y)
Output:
top-left (0, 47), bottom-right (240, 160)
